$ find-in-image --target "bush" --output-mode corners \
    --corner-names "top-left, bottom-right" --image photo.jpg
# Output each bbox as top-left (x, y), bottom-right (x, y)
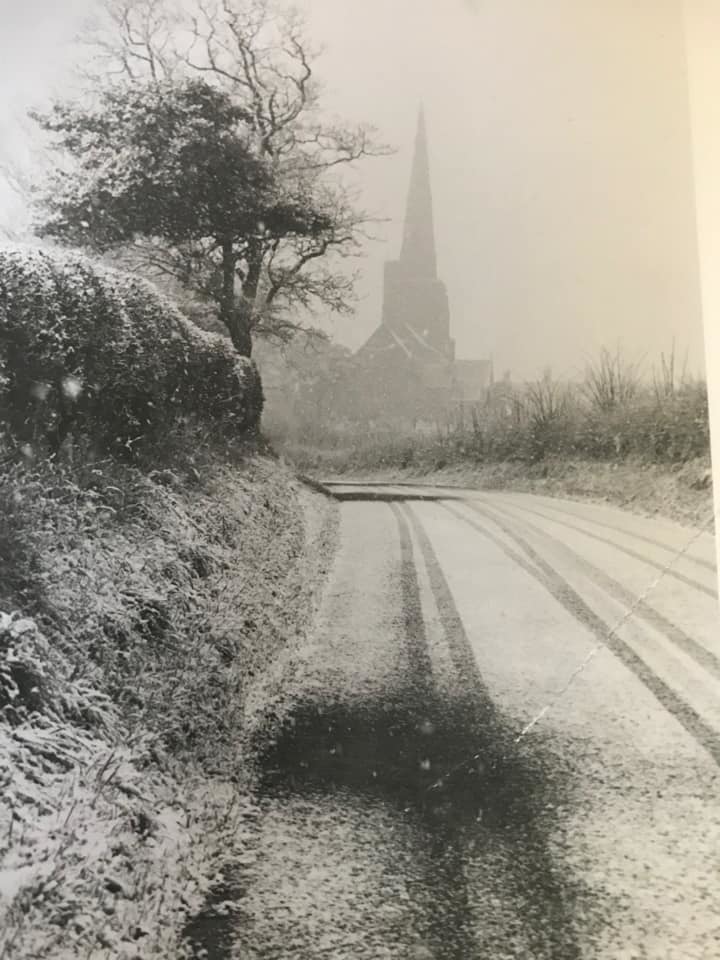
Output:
top-left (0, 244), bottom-right (263, 455)
top-left (270, 360), bottom-right (711, 472)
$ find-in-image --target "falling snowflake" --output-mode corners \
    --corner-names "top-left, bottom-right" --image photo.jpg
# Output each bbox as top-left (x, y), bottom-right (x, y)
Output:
top-left (61, 376), bottom-right (83, 400)
top-left (30, 382), bottom-right (50, 401)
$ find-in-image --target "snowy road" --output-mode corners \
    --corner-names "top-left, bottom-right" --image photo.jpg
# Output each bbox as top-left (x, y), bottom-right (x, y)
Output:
top-left (192, 484), bottom-right (720, 960)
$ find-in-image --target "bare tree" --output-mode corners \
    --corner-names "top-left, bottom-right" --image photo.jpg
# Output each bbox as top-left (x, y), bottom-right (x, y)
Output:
top-left (70, 0), bottom-right (390, 352)
top-left (582, 347), bottom-right (641, 413)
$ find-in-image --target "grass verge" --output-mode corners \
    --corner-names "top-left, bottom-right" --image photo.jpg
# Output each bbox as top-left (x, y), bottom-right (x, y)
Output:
top-left (0, 442), bottom-right (337, 959)
top-left (281, 441), bottom-right (713, 531)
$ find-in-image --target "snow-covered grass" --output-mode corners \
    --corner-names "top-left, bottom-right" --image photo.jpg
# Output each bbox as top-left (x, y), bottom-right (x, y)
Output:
top-left (303, 454), bottom-right (714, 531)
top-left (1, 711), bottom-right (250, 959)
top-left (0, 444), bottom-right (336, 959)
top-left (270, 351), bottom-right (711, 522)
top-left (274, 374), bottom-right (713, 530)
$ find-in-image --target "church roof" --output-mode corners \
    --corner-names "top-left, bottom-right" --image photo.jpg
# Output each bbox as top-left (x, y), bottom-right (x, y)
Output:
top-left (355, 321), bottom-right (449, 364)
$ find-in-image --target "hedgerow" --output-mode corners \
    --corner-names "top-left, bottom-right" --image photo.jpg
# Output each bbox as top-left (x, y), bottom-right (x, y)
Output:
top-left (269, 366), bottom-right (710, 469)
top-left (0, 244), bottom-right (263, 455)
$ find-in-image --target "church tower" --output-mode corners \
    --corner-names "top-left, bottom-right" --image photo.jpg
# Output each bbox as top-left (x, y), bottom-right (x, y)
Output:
top-left (351, 107), bottom-right (468, 421)
top-left (380, 107), bottom-right (454, 359)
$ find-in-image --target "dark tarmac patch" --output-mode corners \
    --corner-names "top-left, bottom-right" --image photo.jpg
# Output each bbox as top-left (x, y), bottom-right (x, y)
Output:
top-left (254, 680), bottom-right (584, 960)
top-left (327, 491), bottom-right (465, 502)
top-left (259, 689), bottom-right (534, 832)
top-left (184, 497), bottom-right (589, 959)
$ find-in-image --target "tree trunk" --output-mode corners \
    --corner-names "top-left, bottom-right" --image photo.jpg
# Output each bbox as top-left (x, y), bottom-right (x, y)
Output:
top-left (243, 239), bottom-right (263, 319)
top-left (219, 240), bottom-right (253, 357)
top-left (218, 239), bottom-right (264, 358)
top-left (228, 306), bottom-right (254, 357)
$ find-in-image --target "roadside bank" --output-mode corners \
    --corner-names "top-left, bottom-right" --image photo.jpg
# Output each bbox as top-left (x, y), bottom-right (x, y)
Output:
top-left (0, 451), bottom-right (337, 960)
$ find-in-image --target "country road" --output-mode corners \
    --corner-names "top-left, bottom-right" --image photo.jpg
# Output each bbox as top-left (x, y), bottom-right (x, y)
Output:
top-left (191, 483), bottom-right (720, 960)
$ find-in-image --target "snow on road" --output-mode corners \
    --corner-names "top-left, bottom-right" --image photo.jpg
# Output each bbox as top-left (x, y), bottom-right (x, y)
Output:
top-left (405, 490), bottom-right (720, 959)
top-left (196, 484), bottom-right (720, 960)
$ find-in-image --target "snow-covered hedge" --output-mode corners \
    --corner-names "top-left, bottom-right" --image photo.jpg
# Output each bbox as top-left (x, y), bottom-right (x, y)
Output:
top-left (0, 245), bottom-right (263, 453)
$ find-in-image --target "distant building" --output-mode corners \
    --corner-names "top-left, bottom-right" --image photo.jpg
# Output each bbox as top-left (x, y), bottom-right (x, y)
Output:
top-left (453, 357), bottom-right (495, 404)
top-left (353, 108), bottom-right (492, 420)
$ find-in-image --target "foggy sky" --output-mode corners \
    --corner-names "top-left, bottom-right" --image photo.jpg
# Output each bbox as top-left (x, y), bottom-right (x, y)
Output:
top-left (0, 0), bottom-right (706, 380)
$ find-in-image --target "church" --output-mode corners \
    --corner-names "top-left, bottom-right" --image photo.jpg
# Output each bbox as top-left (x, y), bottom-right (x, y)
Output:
top-left (353, 108), bottom-right (492, 421)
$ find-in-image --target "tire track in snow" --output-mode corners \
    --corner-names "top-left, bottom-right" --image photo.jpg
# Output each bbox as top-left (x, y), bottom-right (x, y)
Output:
top-left (439, 500), bottom-right (720, 768)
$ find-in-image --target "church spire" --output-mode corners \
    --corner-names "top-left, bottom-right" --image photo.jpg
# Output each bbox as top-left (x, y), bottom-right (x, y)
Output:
top-left (399, 105), bottom-right (438, 279)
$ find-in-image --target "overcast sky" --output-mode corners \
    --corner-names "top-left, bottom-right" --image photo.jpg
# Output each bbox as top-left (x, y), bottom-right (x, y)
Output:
top-left (0, 0), bottom-right (707, 379)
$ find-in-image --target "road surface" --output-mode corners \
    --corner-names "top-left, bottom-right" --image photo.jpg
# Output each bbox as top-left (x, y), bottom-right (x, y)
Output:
top-left (191, 483), bottom-right (720, 960)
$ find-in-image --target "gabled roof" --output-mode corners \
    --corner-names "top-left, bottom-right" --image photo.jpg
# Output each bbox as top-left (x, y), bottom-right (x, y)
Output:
top-left (356, 322), bottom-right (449, 365)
